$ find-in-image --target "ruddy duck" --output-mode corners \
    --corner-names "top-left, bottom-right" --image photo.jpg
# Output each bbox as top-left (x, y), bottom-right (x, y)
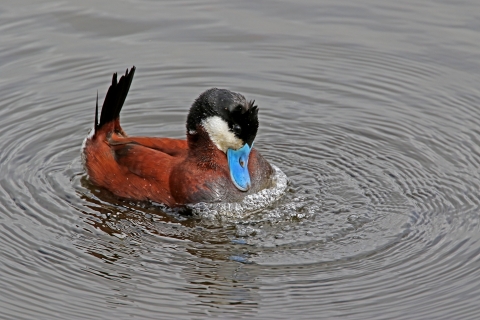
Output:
top-left (83, 67), bottom-right (274, 207)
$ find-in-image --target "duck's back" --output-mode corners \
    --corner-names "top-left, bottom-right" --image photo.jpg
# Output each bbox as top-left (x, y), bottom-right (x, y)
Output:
top-left (84, 131), bottom-right (187, 206)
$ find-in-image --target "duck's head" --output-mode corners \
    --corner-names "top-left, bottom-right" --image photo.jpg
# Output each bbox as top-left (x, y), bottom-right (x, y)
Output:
top-left (187, 88), bottom-right (259, 192)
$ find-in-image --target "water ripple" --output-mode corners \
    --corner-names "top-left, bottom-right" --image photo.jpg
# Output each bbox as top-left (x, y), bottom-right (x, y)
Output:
top-left (2, 0), bottom-right (480, 319)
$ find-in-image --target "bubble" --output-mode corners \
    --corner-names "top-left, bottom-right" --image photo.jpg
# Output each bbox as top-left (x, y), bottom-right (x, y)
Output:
top-left (186, 165), bottom-right (288, 220)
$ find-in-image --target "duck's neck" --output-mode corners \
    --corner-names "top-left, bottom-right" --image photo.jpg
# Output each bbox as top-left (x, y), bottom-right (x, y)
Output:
top-left (187, 126), bottom-right (225, 170)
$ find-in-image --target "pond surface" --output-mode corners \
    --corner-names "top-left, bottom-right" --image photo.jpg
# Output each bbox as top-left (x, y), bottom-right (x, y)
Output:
top-left (2, 0), bottom-right (480, 319)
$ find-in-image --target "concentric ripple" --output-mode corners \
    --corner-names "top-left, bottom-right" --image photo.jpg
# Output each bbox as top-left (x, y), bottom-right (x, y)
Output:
top-left (2, 0), bottom-right (480, 319)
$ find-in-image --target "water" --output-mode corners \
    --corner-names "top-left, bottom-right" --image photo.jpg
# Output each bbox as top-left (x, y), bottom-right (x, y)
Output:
top-left (1, 0), bottom-right (480, 319)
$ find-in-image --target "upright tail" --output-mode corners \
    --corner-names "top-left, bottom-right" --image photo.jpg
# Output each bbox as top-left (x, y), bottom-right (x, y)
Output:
top-left (94, 66), bottom-right (136, 133)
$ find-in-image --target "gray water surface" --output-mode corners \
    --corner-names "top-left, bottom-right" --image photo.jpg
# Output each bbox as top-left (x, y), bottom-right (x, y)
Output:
top-left (1, 0), bottom-right (480, 319)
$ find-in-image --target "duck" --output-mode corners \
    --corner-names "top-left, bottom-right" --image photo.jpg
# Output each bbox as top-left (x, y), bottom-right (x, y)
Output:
top-left (83, 66), bottom-right (274, 207)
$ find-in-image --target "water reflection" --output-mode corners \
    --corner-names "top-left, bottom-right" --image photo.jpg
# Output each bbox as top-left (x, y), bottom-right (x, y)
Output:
top-left (3, 0), bottom-right (480, 318)
top-left (78, 182), bottom-right (262, 315)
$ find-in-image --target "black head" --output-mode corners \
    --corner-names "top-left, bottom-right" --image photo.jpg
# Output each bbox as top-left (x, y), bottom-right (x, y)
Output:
top-left (186, 88), bottom-right (259, 149)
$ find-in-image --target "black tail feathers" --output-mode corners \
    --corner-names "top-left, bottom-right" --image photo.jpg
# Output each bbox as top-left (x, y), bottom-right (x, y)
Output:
top-left (95, 66), bottom-right (136, 131)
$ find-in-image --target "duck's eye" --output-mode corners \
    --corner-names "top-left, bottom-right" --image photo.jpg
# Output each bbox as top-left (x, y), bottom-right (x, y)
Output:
top-left (232, 124), bottom-right (241, 133)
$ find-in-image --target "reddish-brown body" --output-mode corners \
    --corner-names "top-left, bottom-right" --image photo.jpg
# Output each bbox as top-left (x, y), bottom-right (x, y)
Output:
top-left (83, 121), bottom-right (273, 207)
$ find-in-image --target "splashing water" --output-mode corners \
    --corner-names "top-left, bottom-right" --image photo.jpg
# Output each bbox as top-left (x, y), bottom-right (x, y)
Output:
top-left (187, 165), bottom-right (288, 220)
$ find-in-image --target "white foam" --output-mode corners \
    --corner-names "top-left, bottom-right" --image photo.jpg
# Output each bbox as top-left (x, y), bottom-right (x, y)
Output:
top-left (186, 164), bottom-right (288, 220)
top-left (80, 127), bottom-right (95, 167)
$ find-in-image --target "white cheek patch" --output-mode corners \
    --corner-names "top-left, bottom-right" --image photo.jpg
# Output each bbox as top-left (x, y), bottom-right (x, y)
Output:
top-left (201, 116), bottom-right (243, 153)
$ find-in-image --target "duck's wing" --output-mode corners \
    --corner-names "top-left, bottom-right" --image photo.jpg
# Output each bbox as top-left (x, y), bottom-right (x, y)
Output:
top-left (109, 136), bottom-right (188, 157)
top-left (107, 134), bottom-right (187, 178)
